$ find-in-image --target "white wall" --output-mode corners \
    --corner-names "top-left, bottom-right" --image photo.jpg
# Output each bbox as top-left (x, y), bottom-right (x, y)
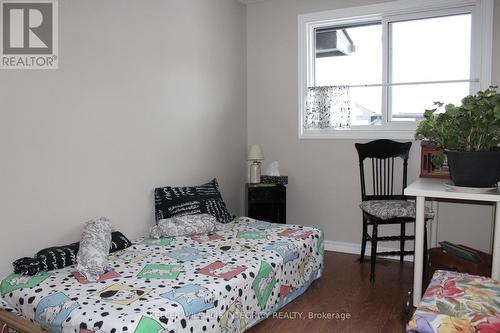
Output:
top-left (247, 0), bottom-right (499, 254)
top-left (0, 0), bottom-right (247, 276)
top-left (0, 0), bottom-right (497, 278)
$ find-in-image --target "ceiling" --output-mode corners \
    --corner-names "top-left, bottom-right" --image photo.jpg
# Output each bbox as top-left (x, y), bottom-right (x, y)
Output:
top-left (237, 0), bottom-right (269, 4)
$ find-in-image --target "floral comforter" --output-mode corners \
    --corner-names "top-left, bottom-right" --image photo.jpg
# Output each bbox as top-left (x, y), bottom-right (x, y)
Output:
top-left (407, 270), bottom-right (500, 333)
top-left (0, 217), bottom-right (324, 333)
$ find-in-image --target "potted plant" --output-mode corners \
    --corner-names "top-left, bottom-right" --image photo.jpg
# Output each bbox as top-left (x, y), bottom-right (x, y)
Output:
top-left (416, 86), bottom-right (500, 188)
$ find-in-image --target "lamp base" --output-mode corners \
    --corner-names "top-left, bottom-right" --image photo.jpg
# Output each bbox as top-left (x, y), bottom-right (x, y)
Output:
top-left (249, 162), bottom-right (261, 184)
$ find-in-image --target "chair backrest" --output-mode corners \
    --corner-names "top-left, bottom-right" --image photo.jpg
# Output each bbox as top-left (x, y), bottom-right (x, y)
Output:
top-left (355, 139), bottom-right (412, 201)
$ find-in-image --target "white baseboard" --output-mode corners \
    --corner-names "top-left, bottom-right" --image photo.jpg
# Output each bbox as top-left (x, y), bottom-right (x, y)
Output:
top-left (324, 240), bottom-right (414, 262)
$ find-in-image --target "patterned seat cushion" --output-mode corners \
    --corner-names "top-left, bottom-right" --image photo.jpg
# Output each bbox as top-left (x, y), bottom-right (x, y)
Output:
top-left (360, 200), bottom-right (434, 220)
top-left (406, 270), bottom-right (500, 333)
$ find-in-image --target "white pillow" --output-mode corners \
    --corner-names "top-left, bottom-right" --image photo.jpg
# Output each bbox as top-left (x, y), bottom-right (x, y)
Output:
top-left (76, 217), bottom-right (112, 281)
top-left (150, 214), bottom-right (217, 238)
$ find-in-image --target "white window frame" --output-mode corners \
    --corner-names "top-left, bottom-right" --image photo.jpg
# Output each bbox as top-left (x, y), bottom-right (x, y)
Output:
top-left (298, 0), bottom-right (494, 140)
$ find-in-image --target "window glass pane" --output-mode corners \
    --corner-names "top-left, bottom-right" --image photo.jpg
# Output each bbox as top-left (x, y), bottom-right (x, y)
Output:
top-left (390, 14), bottom-right (471, 83)
top-left (350, 87), bottom-right (382, 126)
top-left (314, 23), bottom-right (382, 126)
top-left (390, 82), bottom-right (470, 121)
top-left (315, 23), bottom-right (382, 86)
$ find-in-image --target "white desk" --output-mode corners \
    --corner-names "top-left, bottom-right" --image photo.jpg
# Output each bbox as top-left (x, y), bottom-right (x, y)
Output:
top-left (404, 178), bottom-right (500, 307)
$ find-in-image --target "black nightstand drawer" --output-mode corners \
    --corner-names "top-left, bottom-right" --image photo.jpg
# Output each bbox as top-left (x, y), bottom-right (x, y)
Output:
top-left (248, 186), bottom-right (285, 203)
top-left (245, 184), bottom-right (286, 224)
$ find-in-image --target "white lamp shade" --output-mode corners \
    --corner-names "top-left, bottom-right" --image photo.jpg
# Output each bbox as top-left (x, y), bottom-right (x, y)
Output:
top-left (248, 144), bottom-right (264, 161)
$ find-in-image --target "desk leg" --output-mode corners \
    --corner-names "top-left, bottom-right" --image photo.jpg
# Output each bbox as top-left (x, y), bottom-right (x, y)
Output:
top-left (413, 196), bottom-right (425, 307)
top-left (492, 202), bottom-right (500, 280)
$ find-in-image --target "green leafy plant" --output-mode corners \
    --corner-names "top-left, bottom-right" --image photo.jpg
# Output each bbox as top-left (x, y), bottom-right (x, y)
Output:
top-left (431, 153), bottom-right (445, 169)
top-left (415, 87), bottom-right (500, 151)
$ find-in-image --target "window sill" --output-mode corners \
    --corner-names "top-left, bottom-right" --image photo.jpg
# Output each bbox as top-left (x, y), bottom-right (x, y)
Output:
top-left (299, 127), bottom-right (417, 140)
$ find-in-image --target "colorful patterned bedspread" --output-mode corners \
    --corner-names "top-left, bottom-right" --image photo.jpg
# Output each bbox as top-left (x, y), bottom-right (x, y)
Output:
top-left (407, 270), bottom-right (500, 333)
top-left (0, 217), bottom-right (324, 333)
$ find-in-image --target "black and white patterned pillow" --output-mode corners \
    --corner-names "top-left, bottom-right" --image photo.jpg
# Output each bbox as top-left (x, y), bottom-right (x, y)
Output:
top-left (13, 244), bottom-right (80, 275)
top-left (76, 217), bottom-right (112, 281)
top-left (36, 242), bottom-right (80, 272)
top-left (109, 231), bottom-right (133, 253)
top-left (150, 214), bottom-right (217, 238)
top-left (154, 178), bottom-right (233, 223)
top-left (13, 231), bottom-right (132, 276)
top-left (13, 257), bottom-right (44, 276)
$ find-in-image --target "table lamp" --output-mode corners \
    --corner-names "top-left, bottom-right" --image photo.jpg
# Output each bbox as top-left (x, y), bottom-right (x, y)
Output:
top-left (248, 144), bottom-right (264, 183)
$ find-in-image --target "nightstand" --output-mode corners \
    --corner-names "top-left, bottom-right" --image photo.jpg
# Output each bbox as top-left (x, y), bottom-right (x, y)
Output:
top-left (245, 184), bottom-right (286, 224)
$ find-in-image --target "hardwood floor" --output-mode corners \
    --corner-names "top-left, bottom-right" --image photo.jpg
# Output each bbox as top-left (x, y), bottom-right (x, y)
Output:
top-left (247, 251), bottom-right (412, 333)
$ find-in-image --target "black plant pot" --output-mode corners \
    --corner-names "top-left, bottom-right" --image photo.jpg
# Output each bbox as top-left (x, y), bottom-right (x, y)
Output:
top-left (445, 149), bottom-right (500, 188)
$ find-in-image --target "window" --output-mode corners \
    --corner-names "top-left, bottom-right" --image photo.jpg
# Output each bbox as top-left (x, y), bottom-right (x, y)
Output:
top-left (298, 0), bottom-right (493, 139)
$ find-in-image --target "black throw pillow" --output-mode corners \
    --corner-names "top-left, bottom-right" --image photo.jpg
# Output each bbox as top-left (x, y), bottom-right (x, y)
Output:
top-left (154, 178), bottom-right (233, 223)
top-left (13, 257), bottom-right (43, 276)
top-left (13, 231), bottom-right (132, 275)
top-left (35, 242), bottom-right (80, 272)
top-left (109, 231), bottom-right (132, 253)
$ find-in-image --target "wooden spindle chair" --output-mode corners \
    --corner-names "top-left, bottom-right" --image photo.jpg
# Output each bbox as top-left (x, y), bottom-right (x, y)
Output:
top-left (355, 139), bottom-right (433, 281)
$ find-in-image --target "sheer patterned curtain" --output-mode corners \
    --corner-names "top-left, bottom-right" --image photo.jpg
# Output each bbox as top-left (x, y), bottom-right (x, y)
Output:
top-left (304, 86), bottom-right (351, 129)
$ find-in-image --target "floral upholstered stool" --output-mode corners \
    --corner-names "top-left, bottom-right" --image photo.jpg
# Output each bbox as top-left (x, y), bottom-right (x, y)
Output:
top-left (406, 270), bottom-right (500, 333)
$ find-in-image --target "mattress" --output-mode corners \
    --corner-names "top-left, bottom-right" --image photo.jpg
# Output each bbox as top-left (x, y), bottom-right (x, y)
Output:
top-left (0, 217), bottom-right (324, 333)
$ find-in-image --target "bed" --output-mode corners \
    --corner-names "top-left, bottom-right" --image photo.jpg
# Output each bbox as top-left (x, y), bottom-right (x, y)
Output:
top-left (0, 217), bottom-right (324, 333)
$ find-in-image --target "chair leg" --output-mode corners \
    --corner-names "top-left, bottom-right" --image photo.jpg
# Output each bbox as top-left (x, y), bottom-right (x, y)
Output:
top-left (360, 217), bottom-right (368, 263)
top-left (400, 222), bottom-right (406, 263)
top-left (370, 222), bottom-right (378, 282)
